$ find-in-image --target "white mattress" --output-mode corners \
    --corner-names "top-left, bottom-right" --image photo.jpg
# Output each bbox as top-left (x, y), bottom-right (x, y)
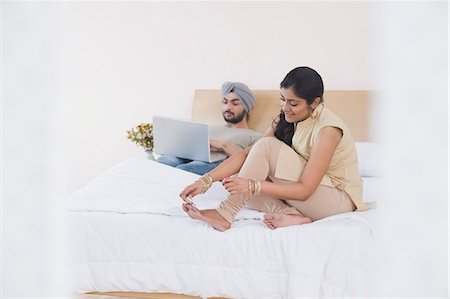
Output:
top-left (69, 157), bottom-right (381, 298)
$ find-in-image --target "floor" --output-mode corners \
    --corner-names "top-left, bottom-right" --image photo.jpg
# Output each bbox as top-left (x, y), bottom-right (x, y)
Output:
top-left (78, 291), bottom-right (230, 299)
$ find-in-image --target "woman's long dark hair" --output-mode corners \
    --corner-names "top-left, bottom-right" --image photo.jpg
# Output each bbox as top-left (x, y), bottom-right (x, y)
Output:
top-left (273, 67), bottom-right (324, 146)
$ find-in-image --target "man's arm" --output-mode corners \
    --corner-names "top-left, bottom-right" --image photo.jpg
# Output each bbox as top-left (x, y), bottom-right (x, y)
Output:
top-left (210, 127), bottom-right (268, 157)
top-left (210, 139), bottom-right (241, 156)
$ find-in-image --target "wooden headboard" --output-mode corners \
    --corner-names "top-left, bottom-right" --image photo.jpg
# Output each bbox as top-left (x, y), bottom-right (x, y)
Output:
top-left (192, 90), bottom-right (371, 141)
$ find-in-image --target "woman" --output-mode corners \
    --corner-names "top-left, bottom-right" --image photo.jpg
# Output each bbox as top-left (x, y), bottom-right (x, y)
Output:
top-left (180, 66), bottom-right (368, 231)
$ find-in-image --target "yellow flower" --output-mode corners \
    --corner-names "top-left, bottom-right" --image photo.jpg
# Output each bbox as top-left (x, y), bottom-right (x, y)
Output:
top-left (127, 122), bottom-right (154, 151)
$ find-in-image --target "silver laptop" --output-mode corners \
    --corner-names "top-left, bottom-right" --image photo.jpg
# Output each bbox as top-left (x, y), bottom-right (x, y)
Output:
top-left (152, 115), bottom-right (222, 163)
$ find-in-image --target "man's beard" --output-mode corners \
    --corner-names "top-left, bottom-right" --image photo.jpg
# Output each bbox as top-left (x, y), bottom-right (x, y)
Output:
top-left (223, 110), bottom-right (246, 124)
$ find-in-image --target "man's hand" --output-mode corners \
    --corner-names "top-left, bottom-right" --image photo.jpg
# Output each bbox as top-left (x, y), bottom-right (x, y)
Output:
top-left (210, 139), bottom-right (242, 156)
top-left (210, 139), bottom-right (225, 152)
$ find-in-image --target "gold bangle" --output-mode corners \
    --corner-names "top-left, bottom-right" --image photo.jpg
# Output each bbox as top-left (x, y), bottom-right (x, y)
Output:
top-left (251, 179), bottom-right (256, 195)
top-left (197, 173), bottom-right (213, 193)
top-left (248, 179), bottom-right (261, 196)
top-left (254, 180), bottom-right (261, 195)
top-left (249, 179), bottom-right (260, 195)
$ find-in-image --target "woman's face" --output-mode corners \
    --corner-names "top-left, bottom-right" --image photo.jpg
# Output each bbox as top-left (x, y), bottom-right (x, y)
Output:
top-left (280, 87), bottom-right (311, 123)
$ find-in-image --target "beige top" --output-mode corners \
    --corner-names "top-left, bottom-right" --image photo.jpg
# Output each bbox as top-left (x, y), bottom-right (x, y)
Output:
top-left (275, 104), bottom-right (368, 211)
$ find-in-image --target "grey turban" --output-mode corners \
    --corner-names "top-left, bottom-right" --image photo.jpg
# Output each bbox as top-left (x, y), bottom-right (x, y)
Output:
top-left (221, 81), bottom-right (256, 113)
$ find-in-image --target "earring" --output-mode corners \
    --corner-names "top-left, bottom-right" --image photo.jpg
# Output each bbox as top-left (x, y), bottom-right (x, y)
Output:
top-left (310, 107), bottom-right (319, 119)
top-left (310, 102), bottom-right (323, 119)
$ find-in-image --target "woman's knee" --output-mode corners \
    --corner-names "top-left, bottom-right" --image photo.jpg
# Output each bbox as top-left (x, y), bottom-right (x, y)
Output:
top-left (242, 137), bottom-right (284, 176)
top-left (251, 137), bottom-right (283, 156)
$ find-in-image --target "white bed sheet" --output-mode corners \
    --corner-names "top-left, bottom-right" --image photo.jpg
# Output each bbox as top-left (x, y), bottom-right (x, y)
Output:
top-left (69, 157), bottom-right (381, 298)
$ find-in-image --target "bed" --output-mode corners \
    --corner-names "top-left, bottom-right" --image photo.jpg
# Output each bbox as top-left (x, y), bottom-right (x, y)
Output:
top-left (69, 90), bottom-right (381, 299)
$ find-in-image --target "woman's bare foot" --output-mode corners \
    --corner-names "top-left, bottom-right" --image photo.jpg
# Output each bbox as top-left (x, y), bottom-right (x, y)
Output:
top-left (263, 213), bottom-right (311, 229)
top-left (182, 204), bottom-right (231, 231)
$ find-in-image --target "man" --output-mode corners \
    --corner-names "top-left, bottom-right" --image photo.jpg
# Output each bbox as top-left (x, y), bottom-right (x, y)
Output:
top-left (156, 81), bottom-right (262, 175)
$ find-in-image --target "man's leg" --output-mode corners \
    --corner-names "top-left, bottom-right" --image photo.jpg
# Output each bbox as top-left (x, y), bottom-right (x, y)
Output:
top-left (156, 155), bottom-right (191, 167)
top-left (176, 160), bottom-right (222, 175)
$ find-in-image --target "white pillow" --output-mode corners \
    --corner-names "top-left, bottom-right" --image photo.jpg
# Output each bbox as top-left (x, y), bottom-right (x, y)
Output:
top-left (355, 142), bottom-right (383, 177)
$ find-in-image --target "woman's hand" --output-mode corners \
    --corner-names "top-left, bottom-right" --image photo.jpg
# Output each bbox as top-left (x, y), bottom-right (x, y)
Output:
top-left (222, 177), bottom-right (250, 195)
top-left (179, 181), bottom-right (203, 203)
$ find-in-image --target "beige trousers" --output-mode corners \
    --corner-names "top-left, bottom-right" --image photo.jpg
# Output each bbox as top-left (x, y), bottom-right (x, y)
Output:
top-left (216, 137), bottom-right (356, 223)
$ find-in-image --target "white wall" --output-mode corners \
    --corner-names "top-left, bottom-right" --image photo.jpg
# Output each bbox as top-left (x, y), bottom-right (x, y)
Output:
top-left (1, 1), bottom-right (448, 298)
top-left (370, 1), bottom-right (448, 297)
top-left (2, 2), bottom-right (70, 297)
